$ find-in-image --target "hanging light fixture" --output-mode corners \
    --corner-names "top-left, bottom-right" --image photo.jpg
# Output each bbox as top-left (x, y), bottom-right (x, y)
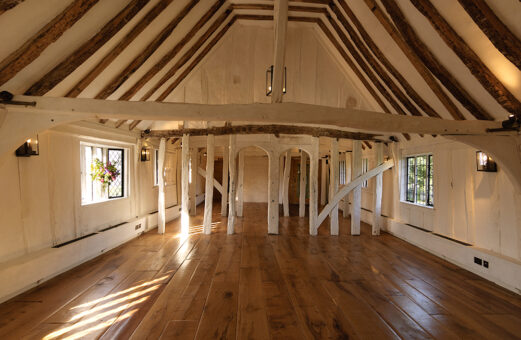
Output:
top-left (140, 147), bottom-right (151, 162)
top-left (15, 135), bottom-right (39, 157)
top-left (266, 65), bottom-right (287, 96)
top-left (476, 151), bottom-right (497, 172)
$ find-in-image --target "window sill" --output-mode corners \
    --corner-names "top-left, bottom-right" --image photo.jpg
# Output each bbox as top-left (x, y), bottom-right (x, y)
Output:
top-left (81, 196), bottom-right (129, 207)
top-left (400, 200), bottom-right (434, 210)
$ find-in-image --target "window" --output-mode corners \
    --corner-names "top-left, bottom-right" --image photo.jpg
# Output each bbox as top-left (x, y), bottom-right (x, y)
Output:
top-left (339, 160), bottom-right (346, 185)
top-left (362, 158), bottom-right (369, 188)
top-left (81, 143), bottom-right (128, 205)
top-left (154, 149), bottom-right (159, 186)
top-left (405, 154), bottom-right (433, 206)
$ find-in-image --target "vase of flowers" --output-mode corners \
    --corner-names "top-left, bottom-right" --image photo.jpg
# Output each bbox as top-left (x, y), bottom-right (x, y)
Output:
top-left (91, 159), bottom-right (120, 188)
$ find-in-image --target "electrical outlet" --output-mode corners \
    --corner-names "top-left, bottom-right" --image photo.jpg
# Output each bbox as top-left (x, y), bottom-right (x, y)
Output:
top-left (474, 257), bottom-right (482, 265)
top-left (483, 260), bottom-right (489, 268)
top-left (135, 223), bottom-right (141, 230)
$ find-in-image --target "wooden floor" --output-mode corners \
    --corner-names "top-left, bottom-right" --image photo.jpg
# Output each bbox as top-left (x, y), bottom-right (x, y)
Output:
top-left (1, 203), bottom-right (521, 340)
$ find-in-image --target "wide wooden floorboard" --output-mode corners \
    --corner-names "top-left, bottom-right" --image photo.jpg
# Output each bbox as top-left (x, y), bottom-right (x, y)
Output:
top-left (1, 203), bottom-right (520, 339)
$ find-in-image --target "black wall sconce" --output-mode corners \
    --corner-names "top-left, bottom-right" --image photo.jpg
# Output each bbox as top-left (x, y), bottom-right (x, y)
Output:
top-left (266, 65), bottom-right (287, 96)
top-left (476, 151), bottom-right (497, 172)
top-left (140, 147), bottom-right (151, 162)
top-left (15, 136), bottom-right (39, 157)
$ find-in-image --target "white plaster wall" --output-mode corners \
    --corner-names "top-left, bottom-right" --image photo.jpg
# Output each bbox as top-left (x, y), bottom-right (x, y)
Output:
top-left (365, 137), bottom-right (521, 262)
top-left (166, 23), bottom-right (375, 111)
top-left (242, 155), bottom-right (269, 203)
top-left (0, 124), bottom-right (177, 264)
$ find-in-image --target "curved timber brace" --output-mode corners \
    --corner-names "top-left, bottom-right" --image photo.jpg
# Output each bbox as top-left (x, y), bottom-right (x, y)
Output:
top-left (445, 134), bottom-right (521, 194)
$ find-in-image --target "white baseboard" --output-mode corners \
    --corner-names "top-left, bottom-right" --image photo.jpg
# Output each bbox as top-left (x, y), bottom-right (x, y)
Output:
top-left (0, 196), bottom-right (207, 303)
top-left (361, 212), bottom-right (521, 295)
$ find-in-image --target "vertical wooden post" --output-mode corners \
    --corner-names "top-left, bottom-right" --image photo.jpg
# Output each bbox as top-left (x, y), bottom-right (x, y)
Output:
top-left (221, 142), bottom-right (229, 216)
top-left (299, 150), bottom-right (307, 217)
top-left (351, 140), bottom-right (362, 235)
top-left (189, 147), bottom-right (198, 216)
top-left (343, 152), bottom-right (352, 218)
top-left (309, 137), bottom-right (319, 235)
top-left (181, 134), bottom-right (190, 235)
top-left (272, 0), bottom-right (288, 103)
top-left (237, 151), bottom-right (245, 217)
top-left (373, 143), bottom-right (384, 235)
top-left (329, 139), bottom-right (339, 235)
top-left (282, 150), bottom-right (292, 216)
top-left (157, 138), bottom-right (166, 234)
top-left (203, 135), bottom-right (215, 234)
top-left (279, 155), bottom-right (284, 204)
top-left (227, 135), bottom-right (237, 234)
top-left (133, 139), bottom-right (142, 218)
top-left (268, 150), bottom-right (280, 234)
top-left (320, 157), bottom-right (327, 205)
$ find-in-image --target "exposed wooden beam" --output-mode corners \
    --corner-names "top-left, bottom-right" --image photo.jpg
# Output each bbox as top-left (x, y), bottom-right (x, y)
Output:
top-left (325, 14), bottom-right (409, 117)
top-left (25, 0), bottom-right (150, 96)
top-left (0, 0), bottom-right (26, 16)
top-left (337, 0), bottom-right (439, 118)
top-left (330, 3), bottom-right (424, 118)
top-left (411, 0), bottom-right (521, 117)
top-left (363, 141), bottom-right (372, 149)
top-left (272, 0), bottom-right (289, 103)
top-left (379, 0), bottom-right (493, 120)
top-left (128, 120), bottom-right (141, 130)
top-left (94, 0), bottom-right (200, 99)
top-left (63, 0), bottom-right (173, 98)
top-left (154, 10), bottom-right (234, 102)
top-left (122, 0), bottom-right (225, 101)
top-left (231, 3), bottom-right (327, 14)
top-left (315, 19), bottom-right (391, 115)
top-left (458, 0), bottom-right (521, 71)
top-left (114, 119), bottom-right (127, 128)
top-left (8, 95), bottom-right (502, 135)
top-left (0, 0), bottom-right (99, 87)
top-left (145, 124), bottom-right (381, 140)
top-left (363, 0), bottom-right (465, 120)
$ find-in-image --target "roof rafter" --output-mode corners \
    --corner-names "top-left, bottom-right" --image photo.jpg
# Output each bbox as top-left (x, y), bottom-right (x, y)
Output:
top-left (0, 0), bottom-right (100, 87)
top-left (94, 0), bottom-right (201, 99)
top-left (337, 0), bottom-right (440, 118)
top-left (457, 0), bottom-right (521, 71)
top-left (411, 0), bottom-right (521, 117)
top-left (0, 0), bottom-right (26, 16)
top-left (325, 14), bottom-right (409, 117)
top-left (25, 0), bottom-right (151, 96)
top-left (154, 10), bottom-right (235, 101)
top-left (363, 0), bottom-right (465, 120)
top-left (379, 0), bottom-right (493, 120)
top-left (64, 0), bottom-right (174, 98)
top-left (329, 2), bottom-right (425, 117)
top-left (120, 0), bottom-right (226, 101)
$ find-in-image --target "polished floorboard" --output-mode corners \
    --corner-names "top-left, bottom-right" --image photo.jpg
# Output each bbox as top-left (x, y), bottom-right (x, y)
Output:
top-left (1, 203), bottom-right (521, 339)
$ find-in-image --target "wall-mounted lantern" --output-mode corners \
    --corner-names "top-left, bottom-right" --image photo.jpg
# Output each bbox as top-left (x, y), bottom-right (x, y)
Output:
top-left (476, 151), bottom-right (497, 172)
top-left (140, 147), bottom-right (151, 162)
top-left (266, 65), bottom-right (287, 96)
top-left (15, 136), bottom-right (39, 157)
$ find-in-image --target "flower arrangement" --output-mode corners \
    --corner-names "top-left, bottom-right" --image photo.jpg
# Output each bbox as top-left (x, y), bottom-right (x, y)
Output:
top-left (91, 158), bottom-right (120, 187)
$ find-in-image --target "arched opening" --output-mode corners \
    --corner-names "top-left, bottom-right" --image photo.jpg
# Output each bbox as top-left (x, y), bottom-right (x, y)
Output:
top-left (279, 148), bottom-right (312, 218)
top-left (235, 146), bottom-right (270, 220)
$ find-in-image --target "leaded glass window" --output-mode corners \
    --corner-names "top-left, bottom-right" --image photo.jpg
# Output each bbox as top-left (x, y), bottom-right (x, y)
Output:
top-left (405, 155), bottom-right (434, 207)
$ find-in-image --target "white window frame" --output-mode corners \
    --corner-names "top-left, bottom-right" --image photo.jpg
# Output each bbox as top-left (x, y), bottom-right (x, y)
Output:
top-left (401, 153), bottom-right (434, 208)
top-left (80, 142), bottom-right (129, 206)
